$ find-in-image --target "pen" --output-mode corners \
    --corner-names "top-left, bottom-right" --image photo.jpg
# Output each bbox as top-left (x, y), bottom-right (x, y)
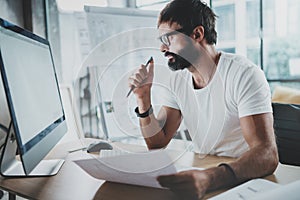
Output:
top-left (126, 56), bottom-right (153, 98)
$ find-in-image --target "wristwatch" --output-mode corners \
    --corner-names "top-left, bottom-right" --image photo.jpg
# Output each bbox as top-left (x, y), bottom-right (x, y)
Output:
top-left (135, 105), bottom-right (153, 118)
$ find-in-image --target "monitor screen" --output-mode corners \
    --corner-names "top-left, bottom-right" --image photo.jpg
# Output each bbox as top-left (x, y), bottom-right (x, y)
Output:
top-left (0, 19), bottom-right (67, 175)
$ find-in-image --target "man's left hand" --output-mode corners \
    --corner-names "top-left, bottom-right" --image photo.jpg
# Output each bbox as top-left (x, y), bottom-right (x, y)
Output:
top-left (157, 170), bottom-right (210, 200)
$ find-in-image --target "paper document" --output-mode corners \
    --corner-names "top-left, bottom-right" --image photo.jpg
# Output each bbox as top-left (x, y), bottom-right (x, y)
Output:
top-left (209, 178), bottom-right (279, 200)
top-left (249, 179), bottom-right (300, 200)
top-left (210, 178), bottom-right (300, 200)
top-left (74, 149), bottom-right (202, 188)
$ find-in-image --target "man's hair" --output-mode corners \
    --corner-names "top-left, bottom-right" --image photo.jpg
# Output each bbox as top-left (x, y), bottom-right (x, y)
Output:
top-left (158, 0), bottom-right (217, 45)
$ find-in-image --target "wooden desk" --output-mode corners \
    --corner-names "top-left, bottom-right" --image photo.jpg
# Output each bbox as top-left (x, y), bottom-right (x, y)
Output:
top-left (0, 139), bottom-right (300, 200)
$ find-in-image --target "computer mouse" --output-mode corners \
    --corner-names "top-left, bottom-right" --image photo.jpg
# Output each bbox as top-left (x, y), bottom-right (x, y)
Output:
top-left (87, 141), bottom-right (113, 153)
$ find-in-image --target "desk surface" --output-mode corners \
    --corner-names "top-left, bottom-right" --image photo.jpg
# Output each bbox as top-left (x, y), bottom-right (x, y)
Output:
top-left (0, 139), bottom-right (300, 200)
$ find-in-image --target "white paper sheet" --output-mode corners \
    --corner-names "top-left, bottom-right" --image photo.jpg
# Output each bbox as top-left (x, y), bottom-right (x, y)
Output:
top-left (74, 149), bottom-right (199, 188)
top-left (249, 179), bottom-right (300, 200)
top-left (209, 179), bottom-right (279, 200)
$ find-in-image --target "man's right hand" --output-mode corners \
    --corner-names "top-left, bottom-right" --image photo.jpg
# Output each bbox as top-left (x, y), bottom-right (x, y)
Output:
top-left (128, 59), bottom-right (154, 100)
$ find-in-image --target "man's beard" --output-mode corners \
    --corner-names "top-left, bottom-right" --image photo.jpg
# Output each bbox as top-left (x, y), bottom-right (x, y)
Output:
top-left (165, 39), bottom-right (197, 71)
top-left (166, 52), bottom-right (192, 71)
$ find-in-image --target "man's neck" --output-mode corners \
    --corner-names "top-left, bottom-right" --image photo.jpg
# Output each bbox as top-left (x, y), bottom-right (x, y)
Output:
top-left (188, 47), bottom-right (220, 89)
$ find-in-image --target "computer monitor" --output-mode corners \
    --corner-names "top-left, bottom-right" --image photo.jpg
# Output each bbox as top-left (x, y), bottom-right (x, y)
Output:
top-left (0, 18), bottom-right (67, 176)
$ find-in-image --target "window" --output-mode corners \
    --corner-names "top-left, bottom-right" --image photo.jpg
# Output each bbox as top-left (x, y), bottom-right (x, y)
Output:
top-left (136, 0), bottom-right (170, 10)
top-left (214, 4), bottom-right (235, 41)
top-left (212, 0), bottom-right (260, 65)
top-left (246, 0), bottom-right (260, 66)
top-left (211, 0), bottom-right (300, 89)
top-left (263, 0), bottom-right (300, 81)
top-left (56, 0), bottom-right (108, 11)
top-left (263, 0), bottom-right (275, 37)
top-left (246, 0), bottom-right (259, 38)
top-left (136, 0), bottom-right (210, 11)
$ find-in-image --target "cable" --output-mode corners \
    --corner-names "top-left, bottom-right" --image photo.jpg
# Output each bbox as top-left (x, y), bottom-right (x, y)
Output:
top-left (0, 121), bottom-right (11, 150)
top-left (0, 124), bottom-right (8, 133)
top-left (0, 123), bottom-right (9, 150)
top-left (0, 122), bottom-right (10, 198)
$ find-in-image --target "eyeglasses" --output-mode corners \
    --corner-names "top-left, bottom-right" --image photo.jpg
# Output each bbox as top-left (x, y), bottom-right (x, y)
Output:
top-left (158, 28), bottom-right (186, 46)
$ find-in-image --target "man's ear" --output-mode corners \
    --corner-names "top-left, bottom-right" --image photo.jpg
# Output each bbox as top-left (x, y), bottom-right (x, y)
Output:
top-left (193, 26), bottom-right (205, 41)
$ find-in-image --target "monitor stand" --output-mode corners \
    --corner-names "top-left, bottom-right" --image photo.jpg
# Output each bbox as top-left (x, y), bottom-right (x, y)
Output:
top-left (0, 123), bottom-right (64, 177)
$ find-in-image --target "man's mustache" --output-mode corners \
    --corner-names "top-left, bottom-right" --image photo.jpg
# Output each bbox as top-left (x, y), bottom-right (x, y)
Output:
top-left (164, 52), bottom-right (177, 58)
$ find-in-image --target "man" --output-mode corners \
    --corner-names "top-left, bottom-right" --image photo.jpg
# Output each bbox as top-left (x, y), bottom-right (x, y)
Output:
top-left (128, 0), bottom-right (278, 199)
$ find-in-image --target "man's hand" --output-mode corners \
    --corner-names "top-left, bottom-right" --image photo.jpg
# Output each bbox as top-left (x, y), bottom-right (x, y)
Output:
top-left (157, 170), bottom-right (211, 200)
top-left (128, 59), bottom-right (154, 100)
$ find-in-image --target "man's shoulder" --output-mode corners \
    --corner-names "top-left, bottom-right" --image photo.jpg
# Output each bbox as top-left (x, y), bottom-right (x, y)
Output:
top-left (221, 52), bottom-right (257, 70)
top-left (220, 52), bottom-right (261, 79)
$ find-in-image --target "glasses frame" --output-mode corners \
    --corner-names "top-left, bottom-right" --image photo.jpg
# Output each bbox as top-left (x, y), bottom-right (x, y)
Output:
top-left (158, 28), bottom-right (186, 46)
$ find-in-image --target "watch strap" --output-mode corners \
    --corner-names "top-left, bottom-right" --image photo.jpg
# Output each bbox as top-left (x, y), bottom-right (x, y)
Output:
top-left (135, 105), bottom-right (153, 118)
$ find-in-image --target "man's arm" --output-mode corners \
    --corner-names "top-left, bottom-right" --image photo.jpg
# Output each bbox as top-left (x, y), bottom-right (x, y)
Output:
top-left (139, 106), bottom-right (182, 149)
top-left (158, 112), bottom-right (279, 199)
top-left (228, 112), bottom-right (279, 182)
top-left (205, 112), bottom-right (279, 190)
top-left (128, 60), bottom-right (182, 149)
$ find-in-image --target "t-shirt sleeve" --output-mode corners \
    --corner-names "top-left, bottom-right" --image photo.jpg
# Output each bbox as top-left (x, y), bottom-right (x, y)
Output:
top-left (234, 66), bottom-right (272, 118)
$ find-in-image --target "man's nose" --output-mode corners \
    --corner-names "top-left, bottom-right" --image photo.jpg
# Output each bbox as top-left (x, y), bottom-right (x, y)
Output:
top-left (160, 43), bottom-right (169, 53)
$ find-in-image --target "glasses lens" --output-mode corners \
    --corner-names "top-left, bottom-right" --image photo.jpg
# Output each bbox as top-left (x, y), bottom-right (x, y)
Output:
top-left (159, 29), bottom-right (186, 46)
top-left (161, 35), bottom-right (169, 46)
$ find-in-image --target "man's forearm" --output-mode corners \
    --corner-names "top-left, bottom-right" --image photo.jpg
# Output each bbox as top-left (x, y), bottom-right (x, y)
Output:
top-left (139, 113), bottom-right (170, 149)
top-left (136, 97), bottom-right (170, 149)
top-left (230, 143), bottom-right (278, 182)
top-left (207, 143), bottom-right (278, 191)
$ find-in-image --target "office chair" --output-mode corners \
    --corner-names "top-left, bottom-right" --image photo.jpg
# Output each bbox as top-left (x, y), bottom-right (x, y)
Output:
top-left (272, 103), bottom-right (300, 166)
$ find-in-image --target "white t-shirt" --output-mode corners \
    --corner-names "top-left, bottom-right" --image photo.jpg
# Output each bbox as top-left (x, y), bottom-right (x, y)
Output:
top-left (160, 52), bottom-right (272, 157)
